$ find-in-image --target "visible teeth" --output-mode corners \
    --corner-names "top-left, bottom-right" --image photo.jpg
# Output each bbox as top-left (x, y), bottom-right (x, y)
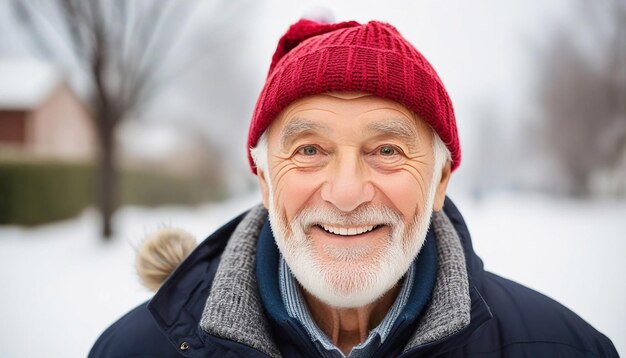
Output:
top-left (320, 224), bottom-right (377, 236)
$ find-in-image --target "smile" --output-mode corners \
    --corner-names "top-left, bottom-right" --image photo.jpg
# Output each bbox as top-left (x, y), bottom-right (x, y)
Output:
top-left (318, 224), bottom-right (381, 236)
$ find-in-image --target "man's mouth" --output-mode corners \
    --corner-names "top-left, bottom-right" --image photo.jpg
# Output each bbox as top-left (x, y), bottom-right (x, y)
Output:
top-left (316, 224), bottom-right (383, 237)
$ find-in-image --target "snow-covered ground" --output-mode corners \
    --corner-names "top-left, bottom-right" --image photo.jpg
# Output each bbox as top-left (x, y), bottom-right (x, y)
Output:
top-left (0, 192), bottom-right (624, 357)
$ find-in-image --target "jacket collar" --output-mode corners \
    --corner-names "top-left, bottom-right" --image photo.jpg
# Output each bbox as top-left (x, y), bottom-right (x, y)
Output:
top-left (401, 201), bottom-right (493, 356)
top-left (147, 210), bottom-right (250, 357)
top-left (199, 204), bottom-right (280, 357)
top-left (403, 209), bottom-right (471, 350)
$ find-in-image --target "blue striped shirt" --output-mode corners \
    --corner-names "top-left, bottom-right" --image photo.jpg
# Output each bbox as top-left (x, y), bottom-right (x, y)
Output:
top-left (279, 256), bottom-right (416, 358)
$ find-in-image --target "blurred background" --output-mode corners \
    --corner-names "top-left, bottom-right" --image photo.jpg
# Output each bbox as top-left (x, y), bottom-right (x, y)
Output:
top-left (0, 0), bottom-right (624, 356)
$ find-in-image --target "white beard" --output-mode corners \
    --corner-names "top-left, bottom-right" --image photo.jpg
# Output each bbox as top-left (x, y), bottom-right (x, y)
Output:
top-left (267, 181), bottom-right (439, 308)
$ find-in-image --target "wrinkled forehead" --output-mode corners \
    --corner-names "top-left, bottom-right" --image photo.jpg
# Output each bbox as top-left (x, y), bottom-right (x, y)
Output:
top-left (266, 91), bottom-right (432, 143)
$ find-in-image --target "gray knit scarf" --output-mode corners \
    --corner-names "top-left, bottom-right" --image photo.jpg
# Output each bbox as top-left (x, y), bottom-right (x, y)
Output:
top-left (200, 204), bottom-right (471, 357)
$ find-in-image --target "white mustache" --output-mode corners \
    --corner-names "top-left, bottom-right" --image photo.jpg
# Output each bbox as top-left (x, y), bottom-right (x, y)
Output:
top-left (294, 204), bottom-right (404, 230)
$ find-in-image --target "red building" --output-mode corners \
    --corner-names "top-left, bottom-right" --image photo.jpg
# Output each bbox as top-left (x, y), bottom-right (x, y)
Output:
top-left (0, 58), bottom-right (95, 160)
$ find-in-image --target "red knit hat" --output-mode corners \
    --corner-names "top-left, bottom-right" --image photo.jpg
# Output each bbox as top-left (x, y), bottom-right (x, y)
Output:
top-left (247, 19), bottom-right (460, 173)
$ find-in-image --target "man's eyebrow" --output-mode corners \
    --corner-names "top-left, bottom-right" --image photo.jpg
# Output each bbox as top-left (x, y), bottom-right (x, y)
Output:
top-left (365, 119), bottom-right (420, 141)
top-left (279, 118), bottom-right (329, 148)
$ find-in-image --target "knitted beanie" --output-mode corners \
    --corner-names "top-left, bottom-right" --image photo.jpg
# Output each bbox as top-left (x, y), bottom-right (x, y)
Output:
top-left (247, 19), bottom-right (460, 173)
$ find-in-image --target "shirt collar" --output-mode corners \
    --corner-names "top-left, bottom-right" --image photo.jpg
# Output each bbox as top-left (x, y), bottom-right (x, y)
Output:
top-left (279, 255), bottom-right (416, 357)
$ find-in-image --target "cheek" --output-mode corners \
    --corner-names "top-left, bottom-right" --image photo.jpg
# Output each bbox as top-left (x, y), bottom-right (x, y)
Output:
top-left (273, 171), bottom-right (323, 220)
top-left (373, 170), bottom-right (429, 220)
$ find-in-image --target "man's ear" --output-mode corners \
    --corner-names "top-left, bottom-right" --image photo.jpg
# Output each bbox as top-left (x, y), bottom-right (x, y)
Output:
top-left (433, 160), bottom-right (452, 212)
top-left (257, 169), bottom-right (270, 209)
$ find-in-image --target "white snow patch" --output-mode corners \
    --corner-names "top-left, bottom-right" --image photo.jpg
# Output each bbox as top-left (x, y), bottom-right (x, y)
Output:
top-left (0, 192), bottom-right (261, 358)
top-left (0, 58), bottom-right (60, 109)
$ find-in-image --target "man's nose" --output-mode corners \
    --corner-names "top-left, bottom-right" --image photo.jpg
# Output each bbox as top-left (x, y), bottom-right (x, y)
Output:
top-left (320, 154), bottom-right (375, 212)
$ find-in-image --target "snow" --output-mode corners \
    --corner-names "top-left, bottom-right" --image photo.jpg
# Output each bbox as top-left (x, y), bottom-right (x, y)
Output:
top-left (0, 58), bottom-right (60, 109)
top-left (0, 192), bottom-right (624, 357)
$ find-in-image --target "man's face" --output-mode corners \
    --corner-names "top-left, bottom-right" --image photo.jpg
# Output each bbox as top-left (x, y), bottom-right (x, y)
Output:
top-left (257, 92), bottom-right (450, 308)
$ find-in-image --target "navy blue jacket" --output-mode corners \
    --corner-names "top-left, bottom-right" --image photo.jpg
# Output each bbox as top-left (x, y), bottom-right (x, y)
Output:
top-left (89, 198), bottom-right (618, 357)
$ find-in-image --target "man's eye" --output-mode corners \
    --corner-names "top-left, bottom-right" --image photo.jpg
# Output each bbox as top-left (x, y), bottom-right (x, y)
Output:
top-left (299, 145), bottom-right (318, 156)
top-left (379, 145), bottom-right (397, 156)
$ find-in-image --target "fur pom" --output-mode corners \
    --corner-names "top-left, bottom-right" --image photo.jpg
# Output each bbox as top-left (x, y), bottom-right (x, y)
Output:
top-left (136, 228), bottom-right (197, 292)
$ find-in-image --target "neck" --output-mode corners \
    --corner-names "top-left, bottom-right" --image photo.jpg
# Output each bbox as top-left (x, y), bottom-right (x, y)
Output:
top-left (301, 283), bottom-right (401, 355)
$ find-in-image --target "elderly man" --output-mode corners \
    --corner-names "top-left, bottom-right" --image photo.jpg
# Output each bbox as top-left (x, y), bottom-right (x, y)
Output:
top-left (89, 19), bottom-right (617, 357)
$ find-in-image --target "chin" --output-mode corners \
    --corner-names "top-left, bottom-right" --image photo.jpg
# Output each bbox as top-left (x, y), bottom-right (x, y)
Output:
top-left (300, 257), bottom-right (409, 308)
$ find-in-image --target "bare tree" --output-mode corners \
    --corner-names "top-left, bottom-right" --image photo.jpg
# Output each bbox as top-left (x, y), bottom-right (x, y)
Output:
top-left (11, 0), bottom-right (205, 238)
top-left (538, 0), bottom-right (626, 197)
